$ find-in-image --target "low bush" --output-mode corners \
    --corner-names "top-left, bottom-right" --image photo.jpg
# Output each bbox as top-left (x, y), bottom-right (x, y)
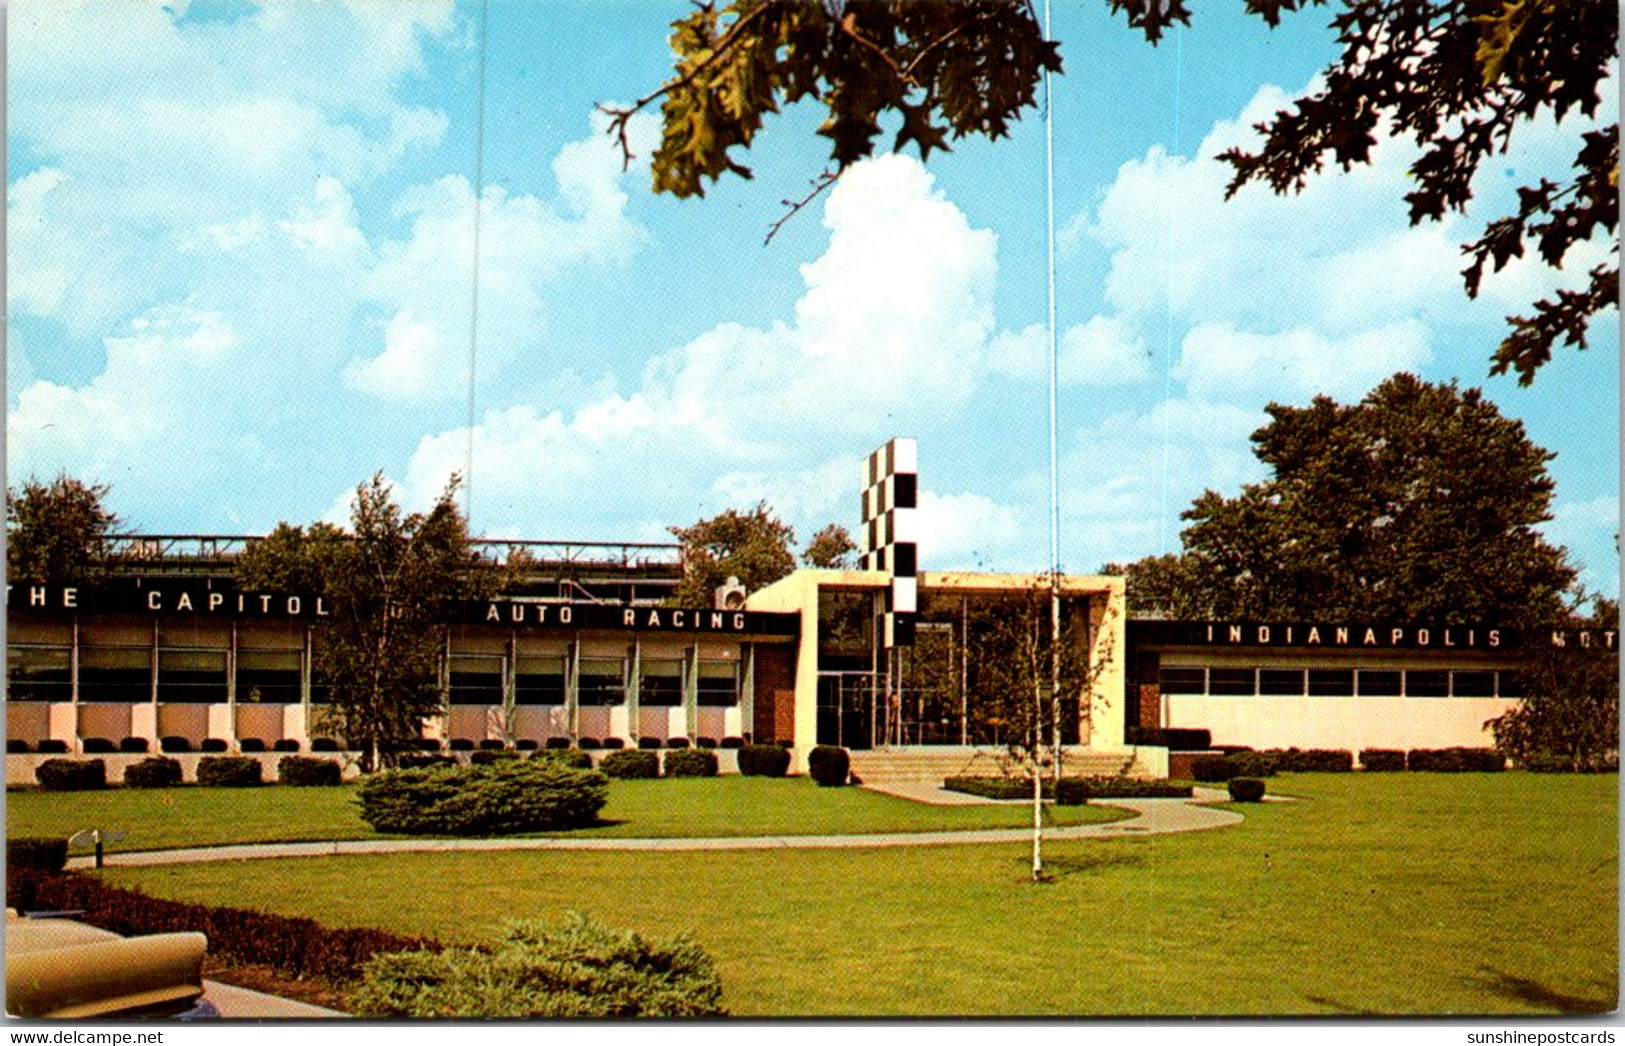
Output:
top-left (1227, 751), bottom-right (1280, 778)
top-left (533, 748), bottom-right (593, 770)
top-left (278, 756), bottom-right (342, 787)
top-left (449, 738), bottom-right (475, 752)
top-left (357, 761), bottom-right (608, 836)
top-left (352, 913), bottom-right (724, 1018)
top-left (311, 737), bottom-right (340, 752)
top-left (807, 745), bottom-right (850, 787)
top-left (662, 749), bottom-right (717, 778)
top-left (478, 739), bottom-right (505, 751)
top-left (1191, 756), bottom-right (1241, 783)
top-left (123, 756), bottom-right (183, 789)
top-left (637, 737), bottom-right (662, 750)
top-left (515, 739), bottom-right (539, 751)
top-left (81, 738), bottom-right (115, 754)
top-left (577, 738), bottom-right (602, 750)
top-left (666, 737), bottom-right (690, 749)
top-left (36, 759), bottom-right (107, 792)
top-left (720, 737), bottom-right (744, 749)
top-left (1059, 777), bottom-right (1195, 803)
top-left (600, 750), bottom-right (660, 780)
top-left (544, 737), bottom-right (572, 749)
top-left (417, 739), bottom-right (443, 752)
top-left (1214, 744), bottom-right (1255, 755)
top-left (942, 776), bottom-right (1037, 800)
top-left (470, 749), bottom-right (520, 766)
top-left (273, 739), bottom-right (301, 753)
top-left (36, 739), bottom-right (69, 754)
top-left (736, 744), bottom-right (790, 778)
top-left (1228, 777), bottom-right (1267, 802)
top-left (158, 736), bottom-right (189, 753)
top-left (398, 754), bottom-right (457, 770)
top-left (6, 869), bottom-right (439, 987)
top-left (238, 738), bottom-right (266, 753)
top-left (200, 738), bottom-right (229, 753)
top-left (6, 739), bottom-right (29, 754)
top-left (1359, 749), bottom-right (1406, 772)
top-left (197, 755), bottom-right (263, 787)
top-left (123, 737), bottom-right (154, 753)
top-left (695, 737), bottom-right (718, 749)
top-left (1285, 748), bottom-right (1353, 773)
top-left (1521, 752), bottom-right (1618, 773)
top-left (8, 837), bottom-right (68, 874)
top-left (1407, 747), bottom-right (1506, 772)
top-left (601, 738), bottom-right (626, 750)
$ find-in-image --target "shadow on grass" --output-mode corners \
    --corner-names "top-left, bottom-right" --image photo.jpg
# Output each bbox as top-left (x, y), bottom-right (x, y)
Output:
top-left (1473, 966), bottom-right (1615, 1014)
top-left (1014, 850), bottom-right (1146, 882)
top-left (1302, 993), bottom-right (1380, 1015)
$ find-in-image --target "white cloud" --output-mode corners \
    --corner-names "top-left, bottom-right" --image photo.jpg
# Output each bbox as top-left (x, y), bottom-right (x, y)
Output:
top-left (913, 490), bottom-right (1023, 569)
top-left (1175, 320), bottom-right (1432, 403)
top-left (988, 317), bottom-right (1152, 386)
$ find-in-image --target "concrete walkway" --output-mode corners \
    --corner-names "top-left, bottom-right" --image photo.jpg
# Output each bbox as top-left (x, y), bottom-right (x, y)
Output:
top-left (203, 980), bottom-right (349, 1019)
top-left (66, 791), bottom-right (1243, 870)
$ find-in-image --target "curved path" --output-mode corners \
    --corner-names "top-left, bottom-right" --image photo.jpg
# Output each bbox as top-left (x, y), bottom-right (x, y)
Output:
top-left (66, 791), bottom-right (1244, 870)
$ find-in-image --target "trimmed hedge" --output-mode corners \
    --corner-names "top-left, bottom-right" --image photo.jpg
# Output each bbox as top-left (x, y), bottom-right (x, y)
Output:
top-left (478, 739), bottom-right (506, 750)
top-left (665, 737), bottom-right (690, 749)
top-left (470, 749), bottom-right (520, 766)
top-left (36, 739), bottom-right (69, 754)
top-left (1407, 747), bottom-right (1506, 772)
top-left (158, 736), bottom-right (189, 753)
top-left (662, 749), bottom-right (718, 778)
top-left (544, 737), bottom-right (572, 749)
top-left (1228, 777), bottom-right (1267, 802)
top-left (417, 738), bottom-right (443, 752)
top-left (238, 738), bottom-right (266, 753)
top-left (515, 739), bottom-right (539, 751)
top-left (123, 737), bottom-right (154, 753)
top-left (1191, 756), bottom-right (1241, 783)
top-left (943, 776), bottom-right (1193, 802)
top-left (8, 838), bottom-right (68, 874)
top-left (1359, 749), bottom-right (1406, 772)
top-left (7, 869), bottom-right (439, 987)
top-left (637, 736), bottom-right (663, 750)
top-left (273, 739), bottom-right (301, 753)
top-left (36, 758), bottom-right (107, 792)
top-left (311, 737), bottom-right (340, 752)
top-left (807, 746), bottom-right (850, 787)
top-left (720, 737), bottom-right (744, 749)
top-left (533, 748), bottom-right (594, 770)
top-left (357, 761), bottom-right (608, 836)
top-left (82, 737), bottom-right (115, 754)
top-left (600, 750), bottom-right (660, 780)
top-left (398, 754), bottom-right (457, 770)
top-left (737, 744), bottom-right (791, 778)
top-left (123, 756), bottom-right (183, 789)
top-left (1281, 748), bottom-right (1353, 773)
top-left (200, 738), bottom-right (229, 753)
top-left (601, 738), bottom-right (626, 750)
top-left (278, 756), bottom-right (343, 787)
top-left (197, 755), bottom-right (263, 787)
top-left (695, 737), bottom-right (718, 749)
top-left (450, 738), bottom-right (475, 752)
top-left (352, 913), bottom-right (724, 1018)
top-left (6, 739), bottom-right (29, 754)
top-left (577, 737), bottom-right (602, 750)
top-left (1228, 751), bottom-right (1280, 778)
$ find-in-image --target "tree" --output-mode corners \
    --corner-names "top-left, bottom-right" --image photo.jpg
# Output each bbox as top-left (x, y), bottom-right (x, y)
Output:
top-left (802, 523), bottom-right (858, 568)
top-left (1122, 373), bottom-right (1576, 626)
top-left (668, 502), bottom-right (797, 606)
top-left (613, 0), bottom-right (1615, 378)
top-left (1101, 554), bottom-right (1208, 620)
top-left (6, 475), bottom-right (121, 585)
top-left (1488, 596), bottom-right (1619, 772)
top-left (239, 474), bottom-right (493, 771)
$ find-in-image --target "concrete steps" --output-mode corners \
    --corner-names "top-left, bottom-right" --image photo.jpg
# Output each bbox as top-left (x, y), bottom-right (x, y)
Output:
top-left (848, 747), bottom-right (1156, 785)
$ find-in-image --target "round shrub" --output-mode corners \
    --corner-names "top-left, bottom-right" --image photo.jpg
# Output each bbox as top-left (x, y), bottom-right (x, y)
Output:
top-left (544, 737), bottom-right (572, 749)
top-left (601, 738), bottom-right (626, 750)
top-left (720, 737), bottom-right (744, 749)
top-left (417, 738), bottom-right (443, 752)
top-left (123, 756), bottom-right (183, 789)
top-left (352, 913), bottom-right (724, 1018)
top-left (357, 761), bottom-right (608, 836)
top-left (449, 738), bottom-right (475, 752)
top-left (81, 737), bottom-right (115, 754)
top-left (807, 745), bottom-right (850, 787)
top-left (478, 739), bottom-right (505, 750)
top-left (399, 753), bottom-right (457, 770)
top-left (272, 739), bottom-right (301, 753)
top-left (238, 738), bottom-right (266, 753)
top-left (310, 737), bottom-right (340, 752)
top-left (197, 755), bottom-right (263, 787)
top-left (600, 750), bottom-right (660, 780)
top-left (515, 739), bottom-right (539, 751)
top-left (470, 749), bottom-right (520, 766)
top-left (577, 737), bottom-right (602, 750)
top-left (278, 755), bottom-right (343, 786)
top-left (533, 748), bottom-right (593, 770)
top-left (8, 837), bottom-right (69, 874)
top-left (200, 738), bottom-right (230, 753)
top-left (1228, 777), bottom-right (1267, 803)
top-left (637, 736), bottom-right (662, 750)
top-left (1359, 748), bottom-right (1406, 772)
top-left (36, 758), bottom-right (107, 792)
top-left (695, 736), bottom-right (718, 749)
top-left (6, 738), bottom-right (29, 754)
top-left (665, 737), bottom-right (690, 750)
top-left (124, 737), bottom-right (154, 753)
top-left (662, 748), bottom-right (718, 778)
top-left (36, 739), bottom-right (68, 754)
top-left (158, 736), bottom-right (190, 753)
top-left (737, 743), bottom-right (791, 778)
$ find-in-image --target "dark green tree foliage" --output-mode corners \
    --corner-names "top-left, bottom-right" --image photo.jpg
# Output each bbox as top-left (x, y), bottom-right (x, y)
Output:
top-left (802, 523), bottom-right (859, 568)
top-left (668, 501), bottom-right (796, 606)
top-left (6, 475), bottom-right (120, 585)
top-left (353, 913), bottom-right (725, 1018)
top-left (603, 1), bottom-right (1060, 202)
top-left (356, 762), bottom-right (609, 836)
top-left (234, 521), bottom-right (347, 596)
top-left (1101, 554), bottom-right (1209, 619)
top-left (1108, 0), bottom-right (1617, 383)
top-left (1488, 598), bottom-right (1619, 772)
top-left (1144, 374), bottom-right (1574, 625)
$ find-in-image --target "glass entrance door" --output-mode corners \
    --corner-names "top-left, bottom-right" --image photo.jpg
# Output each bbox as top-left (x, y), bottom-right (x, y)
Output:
top-left (816, 673), bottom-right (875, 750)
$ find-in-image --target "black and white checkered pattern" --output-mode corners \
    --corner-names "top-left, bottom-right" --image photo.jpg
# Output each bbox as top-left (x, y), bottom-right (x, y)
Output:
top-left (860, 438), bottom-right (917, 647)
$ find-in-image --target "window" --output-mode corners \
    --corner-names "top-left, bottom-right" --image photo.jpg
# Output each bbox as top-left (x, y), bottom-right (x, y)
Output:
top-left (448, 655), bottom-right (503, 705)
top-left (1499, 671), bottom-right (1524, 698)
top-left (515, 656), bottom-right (565, 706)
top-left (1451, 670), bottom-right (1496, 697)
top-left (79, 646), bottom-right (150, 702)
top-left (1406, 670), bottom-right (1449, 698)
top-left (697, 661), bottom-right (739, 706)
top-left (1258, 669), bottom-right (1305, 696)
top-left (1158, 668), bottom-right (1205, 694)
top-left (1357, 670), bottom-right (1402, 696)
top-left (1308, 669), bottom-right (1354, 697)
top-left (6, 646), bottom-right (71, 702)
top-left (236, 649), bottom-right (301, 704)
top-left (1208, 668), bottom-right (1256, 696)
top-left (578, 658), bottom-right (626, 706)
top-left (158, 649), bottom-right (227, 703)
top-left (639, 659), bottom-right (684, 707)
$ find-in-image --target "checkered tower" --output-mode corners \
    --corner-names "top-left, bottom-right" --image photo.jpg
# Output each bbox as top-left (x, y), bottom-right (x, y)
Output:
top-left (860, 437), bottom-right (917, 648)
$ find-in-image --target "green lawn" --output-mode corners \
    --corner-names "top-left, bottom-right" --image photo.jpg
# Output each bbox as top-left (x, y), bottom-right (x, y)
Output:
top-left (90, 773), bottom-right (1616, 1016)
top-left (6, 777), bottom-right (1127, 852)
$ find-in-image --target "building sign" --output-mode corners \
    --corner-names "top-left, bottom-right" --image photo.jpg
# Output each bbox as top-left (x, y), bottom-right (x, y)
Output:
top-left (1130, 620), bottom-right (1617, 652)
top-left (7, 582), bottom-right (799, 636)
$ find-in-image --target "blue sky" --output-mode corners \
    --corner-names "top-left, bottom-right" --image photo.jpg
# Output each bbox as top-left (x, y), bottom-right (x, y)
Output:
top-left (8, 1), bottom-right (1619, 597)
